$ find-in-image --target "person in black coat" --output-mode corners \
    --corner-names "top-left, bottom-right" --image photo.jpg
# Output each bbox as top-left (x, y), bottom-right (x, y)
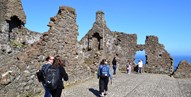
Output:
top-left (49, 55), bottom-right (68, 97)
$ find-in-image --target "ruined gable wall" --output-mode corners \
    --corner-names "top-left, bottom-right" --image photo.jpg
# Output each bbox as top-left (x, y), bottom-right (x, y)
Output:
top-left (79, 11), bottom-right (138, 73)
top-left (79, 11), bottom-right (111, 72)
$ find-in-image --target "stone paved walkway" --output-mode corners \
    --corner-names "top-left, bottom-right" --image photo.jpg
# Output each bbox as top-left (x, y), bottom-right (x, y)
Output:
top-left (61, 73), bottom-right (191, 97)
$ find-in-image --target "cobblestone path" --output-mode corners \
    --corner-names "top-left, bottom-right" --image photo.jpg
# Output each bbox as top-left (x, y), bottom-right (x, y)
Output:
top-left (62, 73), bottom-right (191, 97)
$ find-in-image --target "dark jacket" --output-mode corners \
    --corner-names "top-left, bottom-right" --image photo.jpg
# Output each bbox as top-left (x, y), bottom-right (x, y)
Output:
top-left (41, 64), bottom-right (68, 89)
top-left (58, 66), bottom-right (68, 89)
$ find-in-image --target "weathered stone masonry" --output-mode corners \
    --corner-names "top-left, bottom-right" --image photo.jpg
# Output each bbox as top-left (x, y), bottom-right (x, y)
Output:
top-left (80, 12), bottom-right (173, 74)
top-left (0, 0), bottom-right (179, 96)
top-left (0, 0), bottom-right (41, 55)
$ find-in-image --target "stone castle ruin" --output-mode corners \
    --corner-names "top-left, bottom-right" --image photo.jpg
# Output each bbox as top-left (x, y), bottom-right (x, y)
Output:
top-left (0, 0), bottom-right (185, 96)
top-left (79, 11), bottom-right (173, 74)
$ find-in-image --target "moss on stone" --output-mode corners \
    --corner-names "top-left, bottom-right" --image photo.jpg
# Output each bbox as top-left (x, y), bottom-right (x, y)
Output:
top-left (10, 39), bottom-right (25, 48)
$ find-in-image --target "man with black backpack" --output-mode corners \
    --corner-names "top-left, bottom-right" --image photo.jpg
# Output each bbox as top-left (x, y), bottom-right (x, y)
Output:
top-left (97, 59), bottom-right (112, 97)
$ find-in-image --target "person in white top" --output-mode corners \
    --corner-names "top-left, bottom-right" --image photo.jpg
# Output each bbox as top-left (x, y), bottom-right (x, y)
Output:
top-left (138, 59), bottom-right (143, 74)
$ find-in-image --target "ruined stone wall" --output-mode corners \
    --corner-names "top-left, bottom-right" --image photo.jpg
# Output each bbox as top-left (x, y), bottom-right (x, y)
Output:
top-left (79, 11), bottom-right (111, 72)
top-left (0, 1), bottom-right (176, 96)
top-left (0, 0), bottom-right (26, 32)
top-left (0, 0), bottom-right (9, 53)
top-left (144, 36), bottom-right (173, 74)
top-left (0, 6), bottom-right (91, 97)
top-left (173, 60), bottom-right (191, 78)
top-left (79, 11), bottom-right (174, 75)
top-left (0, 0), bottom-right (41, 55)
top-left (47, 6), bottom-right (91, 83)
top-left (0, 0), bottom-right (6, 32)
top-left (79, 11), bottom-right (138, 73)
top-left (5, 0), bottom-right (26, 23)
top-left (108, 32), bottom-right (137, 71)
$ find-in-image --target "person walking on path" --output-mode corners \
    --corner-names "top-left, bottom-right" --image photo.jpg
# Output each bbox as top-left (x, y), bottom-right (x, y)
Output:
top-left (112, 57), bottom-right (117, 75)
top-left (47, 55), bottom-right (68, 97)
top-left (41, 55), bottom-right (54, 97)
top-left (126, 60), bottom-right (132, 74)
top-left (97, 59), bottom-right (112, 97)
top-left (138, 59), bottom-right (143, 74)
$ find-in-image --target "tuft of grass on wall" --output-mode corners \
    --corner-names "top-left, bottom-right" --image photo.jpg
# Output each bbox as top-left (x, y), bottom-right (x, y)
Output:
top-left (10, 39), bottom-right (25, 48)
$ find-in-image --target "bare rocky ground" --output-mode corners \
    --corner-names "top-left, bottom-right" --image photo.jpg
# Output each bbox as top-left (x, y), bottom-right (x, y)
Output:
top-left (59, 73), bottom-right (191, 97)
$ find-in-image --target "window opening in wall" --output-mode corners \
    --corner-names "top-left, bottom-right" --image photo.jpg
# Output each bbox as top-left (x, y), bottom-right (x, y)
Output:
top-left (7, 16), bottom-right (23, 32)
top-left (92, 32), bottom-right (102, 50)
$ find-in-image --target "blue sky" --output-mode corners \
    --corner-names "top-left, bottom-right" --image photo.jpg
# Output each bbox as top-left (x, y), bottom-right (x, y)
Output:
top-left (21, 0), bottom-right (191, 56)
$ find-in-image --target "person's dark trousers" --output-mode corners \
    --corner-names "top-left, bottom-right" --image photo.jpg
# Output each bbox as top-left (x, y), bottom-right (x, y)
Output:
top-left (138, 67), bottom-right (142, 73)
top-left (49, 88), bottom-right (63, 97)
top-left (99, 77), bottom-right (109, 93)
top-left (42, 83), bottom-right (51, 97)
top-left (113, 65), bottom-right (117, 75)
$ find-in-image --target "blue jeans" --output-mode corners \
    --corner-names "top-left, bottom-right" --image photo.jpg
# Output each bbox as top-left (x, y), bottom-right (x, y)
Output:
top-left (43, 83), bottom-right (51, 97)
top-left (113, 65), bottom-right (117, 75)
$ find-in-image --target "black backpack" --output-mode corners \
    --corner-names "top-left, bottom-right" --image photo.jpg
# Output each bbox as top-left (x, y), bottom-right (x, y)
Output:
top-left (36, 64), bottom-right (51, 82)
top-left (44, 65), bottom-right (60, 90)
top-left (36, 69), bottom-right (45, 82)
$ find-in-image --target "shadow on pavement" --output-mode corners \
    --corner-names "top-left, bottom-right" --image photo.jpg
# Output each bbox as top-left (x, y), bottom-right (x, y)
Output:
top-left (89, 88), bottom-right (100, 97)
